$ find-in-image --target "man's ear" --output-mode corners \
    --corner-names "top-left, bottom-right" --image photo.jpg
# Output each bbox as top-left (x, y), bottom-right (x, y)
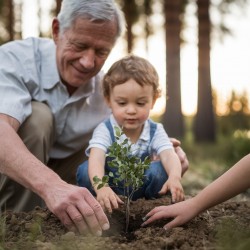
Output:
top-left (52, 18), bottom-right (60, 43)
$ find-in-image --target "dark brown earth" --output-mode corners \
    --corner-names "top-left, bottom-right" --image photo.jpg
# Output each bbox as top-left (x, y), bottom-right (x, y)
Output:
top-left (1, 196), bottom-right (250, 250)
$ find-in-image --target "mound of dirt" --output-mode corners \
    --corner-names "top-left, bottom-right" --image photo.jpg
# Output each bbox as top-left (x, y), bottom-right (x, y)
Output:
top-left (1, 196), bottom-right (250, 250)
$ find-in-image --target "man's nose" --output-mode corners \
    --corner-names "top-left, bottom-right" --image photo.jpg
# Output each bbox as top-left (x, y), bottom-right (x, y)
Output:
top-left (79, 49), bottom-right (95, 69)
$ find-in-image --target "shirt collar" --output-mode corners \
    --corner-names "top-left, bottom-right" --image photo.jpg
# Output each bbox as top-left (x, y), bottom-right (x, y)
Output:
top-left (110, 114), bottom-right (150, 142)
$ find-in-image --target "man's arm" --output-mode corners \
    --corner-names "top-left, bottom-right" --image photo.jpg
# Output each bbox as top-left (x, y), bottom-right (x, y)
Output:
top-left (0, 114), bottom-right (109, 235)
top-left (170, 138), bottom-right (189, 176)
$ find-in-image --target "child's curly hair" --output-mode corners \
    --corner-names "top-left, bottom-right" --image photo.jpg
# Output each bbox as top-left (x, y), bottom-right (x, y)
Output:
top-left (103, 55), bottom-right (161, 101)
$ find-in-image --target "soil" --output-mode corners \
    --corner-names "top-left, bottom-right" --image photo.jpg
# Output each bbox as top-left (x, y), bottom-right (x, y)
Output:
top-left (1, 196), bottom-right (250, 250)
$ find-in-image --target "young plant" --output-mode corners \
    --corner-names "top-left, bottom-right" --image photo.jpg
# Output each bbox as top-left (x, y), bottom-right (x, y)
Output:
top-left (93, 126), bottom-right (150, 232)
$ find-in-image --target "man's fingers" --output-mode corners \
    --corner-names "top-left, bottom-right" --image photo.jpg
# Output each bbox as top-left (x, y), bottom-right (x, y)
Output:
top-left (61, 211), bottom-right (78, 233)
top-left (169, 138), bottom-right (181, 147)
top-left (85, 190), bottom-right (110, 231)
top-left (77, 202), bottom-right (103, 236)
top-left (66, 205), bottom-right (89, 234)
top-left (175, 146), bottom-right (189, 176)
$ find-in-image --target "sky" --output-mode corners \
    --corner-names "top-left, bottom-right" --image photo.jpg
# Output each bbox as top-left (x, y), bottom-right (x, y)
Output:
top-left (21, 0), bottom-right (250, 116)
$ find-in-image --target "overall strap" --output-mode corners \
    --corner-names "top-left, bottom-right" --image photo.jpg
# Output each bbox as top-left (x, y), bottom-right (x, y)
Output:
top-left (104, 118), bottom-right (115, 143)
top-left (149, 119), bottom-right (157, 142)
top-left (140, 119), bottom-right (157, 160)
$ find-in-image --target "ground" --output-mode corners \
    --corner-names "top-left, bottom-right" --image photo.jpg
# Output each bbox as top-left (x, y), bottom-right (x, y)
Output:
top-left (1, 196), bottom-right (250, 250)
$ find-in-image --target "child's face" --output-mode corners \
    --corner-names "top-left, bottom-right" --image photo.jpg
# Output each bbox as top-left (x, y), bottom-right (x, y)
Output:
top-left (106, 78), bottom-right (155, 133)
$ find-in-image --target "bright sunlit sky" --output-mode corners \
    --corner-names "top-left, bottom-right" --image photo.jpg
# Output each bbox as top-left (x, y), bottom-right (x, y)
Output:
top-left (22, 0), bottom-right (250, 116)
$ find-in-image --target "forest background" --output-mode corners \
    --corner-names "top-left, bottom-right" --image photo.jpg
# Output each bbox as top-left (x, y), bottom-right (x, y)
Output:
top-left (0, 0), bottom-right (249, 194)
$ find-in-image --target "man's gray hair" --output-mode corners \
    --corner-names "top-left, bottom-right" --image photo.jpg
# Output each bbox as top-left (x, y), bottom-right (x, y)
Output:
top-left (57, 0), bottom-right (126, 40)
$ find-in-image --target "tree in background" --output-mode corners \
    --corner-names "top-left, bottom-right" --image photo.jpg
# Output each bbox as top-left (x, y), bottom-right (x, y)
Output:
top-left (118, 0), bottom-right (139, 53)
top-left (55, 0), bottom-right (62, 15)
top-left (0, 0), bottom-right (22, 44)
top-left (193, 0), bottom-right (216, 142)
top-left (193, 0), bottom-right (249, 142)
top-left (161, 0), bottom-right (187, 139)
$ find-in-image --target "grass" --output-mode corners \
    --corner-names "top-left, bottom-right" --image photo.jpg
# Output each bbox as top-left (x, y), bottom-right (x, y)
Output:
top-left (215, 217), bottom-right (250, 250)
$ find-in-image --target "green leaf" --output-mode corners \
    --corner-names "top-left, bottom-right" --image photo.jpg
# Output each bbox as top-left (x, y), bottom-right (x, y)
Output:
top-left (109, 172), bottom-right (114, 177)
top-left (114, 126), bottom-right (122, 137)
top-left (93, 176), bottom-right (101, 183)
top-left (97, 183), bottom-right (104, 189)
top-left (102, 175), bottom-right (109, 183)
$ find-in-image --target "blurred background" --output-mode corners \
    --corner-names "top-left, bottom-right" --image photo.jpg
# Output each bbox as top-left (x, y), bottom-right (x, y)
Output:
top-left (0, 0), bottom-right (249, 194)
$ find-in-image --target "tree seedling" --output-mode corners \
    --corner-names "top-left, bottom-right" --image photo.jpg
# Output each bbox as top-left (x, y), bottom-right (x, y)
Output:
top-left (93, 126), bottom-right (150, 233)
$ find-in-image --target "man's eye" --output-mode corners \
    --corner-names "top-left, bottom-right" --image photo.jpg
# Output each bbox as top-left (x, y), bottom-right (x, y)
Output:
top-left (97, 50), bottom-right (109, 58)
top-left (72, 44), bottom-right (84, 52)
top-left (71, 42), bottom-right (87, 52)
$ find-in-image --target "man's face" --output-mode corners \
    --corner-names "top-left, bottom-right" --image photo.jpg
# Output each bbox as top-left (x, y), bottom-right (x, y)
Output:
top-left (52, 17), bottom-right (117, 91)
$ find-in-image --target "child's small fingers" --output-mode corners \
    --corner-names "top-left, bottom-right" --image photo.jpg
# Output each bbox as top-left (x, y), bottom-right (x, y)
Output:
top-left (104, 198), bottom-right (112, 213)
top-left (110, 196), bottom-right (119, 210)
top-left (177, 190), bottom-right (185, 202)
top-left (158, 185), bottom-right (168, 195)
top-left (171, 192), bottom-right (176, 203)
top-left (116, 196), bottom-right (124, 204)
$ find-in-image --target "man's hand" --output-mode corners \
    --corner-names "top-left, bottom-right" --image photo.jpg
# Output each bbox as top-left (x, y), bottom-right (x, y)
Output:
top-left (44, 183), bottom-right (110, 236)
top-left (170, 138), bottom-right (189, 176)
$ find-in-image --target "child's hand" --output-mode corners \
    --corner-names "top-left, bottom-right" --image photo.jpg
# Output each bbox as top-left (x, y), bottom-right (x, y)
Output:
top-left (96, 186), bottom-right (124, 213)
top-left (158, 177), bottom-right (185, 203)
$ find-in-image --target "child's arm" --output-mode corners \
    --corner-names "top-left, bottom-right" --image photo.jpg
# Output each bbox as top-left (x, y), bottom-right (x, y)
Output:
top-left (88, 148), bottom-right (123, 213)
top-left (142, 154), bottom-right (250, 229)
top-left (158, 149), bottom-right (185, 202)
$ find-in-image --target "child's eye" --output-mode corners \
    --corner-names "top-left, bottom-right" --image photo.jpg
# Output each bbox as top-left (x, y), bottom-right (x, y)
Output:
top-left (137, 102), bottom-right (146, 106)
top-left (118, 102), bottom-right (126, 106)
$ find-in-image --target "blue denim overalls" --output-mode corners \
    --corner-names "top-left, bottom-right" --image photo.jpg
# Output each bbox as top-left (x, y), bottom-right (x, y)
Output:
top-left (76, 119), bottom-right (168, 200)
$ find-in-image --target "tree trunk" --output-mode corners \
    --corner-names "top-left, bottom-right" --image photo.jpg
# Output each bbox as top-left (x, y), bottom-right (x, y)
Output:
top-left (56, 0), bottom-right (62, 15)
top-left (162, 0), bottom-right (184, 139)
top-left (194, 0), bottom-right (216, 142)
top-left (123, 0), bottom-right (136, 53)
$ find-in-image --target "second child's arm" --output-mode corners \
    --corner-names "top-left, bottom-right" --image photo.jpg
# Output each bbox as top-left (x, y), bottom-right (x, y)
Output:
top-left (158, 149), bottom-right (185, 202)
top-left (143, 154), bottom-right (250, 229)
